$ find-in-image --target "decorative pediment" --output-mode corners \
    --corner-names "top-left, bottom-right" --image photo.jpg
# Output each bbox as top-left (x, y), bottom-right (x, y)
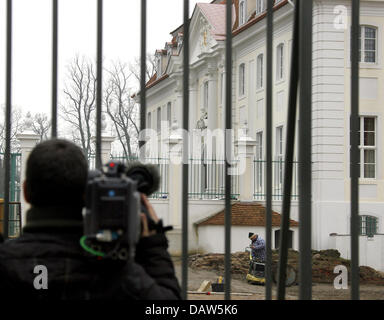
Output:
top-left (199, 17), bottom-right (213, 53)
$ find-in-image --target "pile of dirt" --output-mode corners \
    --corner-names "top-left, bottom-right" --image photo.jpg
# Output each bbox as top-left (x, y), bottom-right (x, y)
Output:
top-left (189, 249), bottom-right (384, 285)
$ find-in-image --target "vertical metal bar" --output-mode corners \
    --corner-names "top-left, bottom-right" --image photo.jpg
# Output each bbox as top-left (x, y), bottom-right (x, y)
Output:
top-left (95, 0), bottom-right (103, 169)
top-left (265, 0), bottom-right (273, 300)
top-left (350, 0), bottom-right (360, 301)
top-left (139, 0), bottom-right (147, 160)
top-left (51, 0), bottom-right (58, 138)
top-left (181, 0), bottom-right (190, 300)
top-left (224, 0), bottom-right (232, 301)
top-left (3, 0), bottom-right (13, 239)
top-left (277, 0), bottom-right (300, 300)
top-left (298, 0), bottom-right (313, 300)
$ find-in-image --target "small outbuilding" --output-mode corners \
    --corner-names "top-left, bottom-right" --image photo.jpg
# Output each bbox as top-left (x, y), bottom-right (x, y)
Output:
top-left (194, 202), bottom-right (299, 254)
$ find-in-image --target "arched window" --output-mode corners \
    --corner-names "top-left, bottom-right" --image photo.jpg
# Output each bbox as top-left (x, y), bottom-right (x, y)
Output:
top-left (360, 215), bottom-right (378, 237)
top-left (147, 112), bottom-right (152, 129)
top-left (157, 107), bottom-right (161, 132)
top-left (203, 81), bottom-right (209, 109)
top-left (167, 102), bottom-right (172, 127)
top-left (239, 63), bottom-right (245, 96)
top-left (359, 25), bottom-right (377, 63)
top-left (276, 43), bottom-right (284, 81)
top-left (239, 0), bottom-right (247, 26)
top-left (156, 56), bottom-right (162, 77)
top-left (256, 54), bottom-right (263, 89)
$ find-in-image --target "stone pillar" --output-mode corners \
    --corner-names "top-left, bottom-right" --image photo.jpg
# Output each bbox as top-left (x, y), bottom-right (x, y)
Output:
top-left (166, 120), bottom-right (183, 255)
top-left (174, 77), bottom-right (183, 128)
top-left (91, 114), bottom-right (115, 166)
top-left (91, 135), bottom-right (115, 166)
top-left (206, 62), bottom-right (218, 195)
top-left (235, 123), bottom-right (256, 201)
top-left (17, 129), bottom-right (40, 228)
top-left (206, 63), bottom-right (218, 156)
top-left (189, 78), bottom-right (198, 136)
top-left (167, 120), bottom-right (183, 228)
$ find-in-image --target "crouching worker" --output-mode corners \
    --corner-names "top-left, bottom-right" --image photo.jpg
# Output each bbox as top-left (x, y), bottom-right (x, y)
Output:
top-left (0, 139), bottom-right (181, 300)
top-left (248, 233), bottom-right (266, 263)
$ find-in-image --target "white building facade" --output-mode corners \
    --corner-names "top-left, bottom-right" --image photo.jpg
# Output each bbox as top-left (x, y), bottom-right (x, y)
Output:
top-left (143, 0), bottom-right (384, 271)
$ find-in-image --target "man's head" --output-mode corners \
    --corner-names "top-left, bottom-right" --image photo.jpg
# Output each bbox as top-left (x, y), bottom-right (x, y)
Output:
top-left (24, 139), bottom-right (88, 208)
top-left (249, 233), bottom-right (258, 241)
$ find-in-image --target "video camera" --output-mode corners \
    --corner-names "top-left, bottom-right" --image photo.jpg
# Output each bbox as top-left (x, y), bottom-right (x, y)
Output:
top-left (81, 161), bottom-right (171, 260)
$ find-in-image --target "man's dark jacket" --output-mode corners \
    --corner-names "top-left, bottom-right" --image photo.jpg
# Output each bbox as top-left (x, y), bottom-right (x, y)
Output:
top-left (0, 206), bottom-right (181, 300)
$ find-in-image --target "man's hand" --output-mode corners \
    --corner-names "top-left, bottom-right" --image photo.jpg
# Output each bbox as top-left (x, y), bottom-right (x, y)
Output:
top-left (140, 194), bottom-right (159, 237)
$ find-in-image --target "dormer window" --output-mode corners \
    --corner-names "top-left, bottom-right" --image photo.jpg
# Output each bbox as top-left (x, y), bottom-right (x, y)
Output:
top-left (177, 34), bottom-right (183, 52)
top-left (239, 0), bottom-right (246, 26)
top-left (256, 0), bottom-right (265, 15)
top-left (156, 55), bottom-right (162, 78)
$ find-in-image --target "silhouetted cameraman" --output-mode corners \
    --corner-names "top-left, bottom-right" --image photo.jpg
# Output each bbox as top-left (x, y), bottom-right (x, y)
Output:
top-left (0, 139), bottom-right (181, 299)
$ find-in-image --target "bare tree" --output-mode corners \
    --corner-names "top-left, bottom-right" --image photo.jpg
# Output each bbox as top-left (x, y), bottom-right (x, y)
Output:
top-left (129, 53), bottom-right (156, 87)
top-left (0, 105), bottom-right (23, 153)
top-left (105, 61), bottom-right (139, 159)
top-left (31, 112), bottom-right (51, 142)
top-left (61, 56), bottom-right (96, 157)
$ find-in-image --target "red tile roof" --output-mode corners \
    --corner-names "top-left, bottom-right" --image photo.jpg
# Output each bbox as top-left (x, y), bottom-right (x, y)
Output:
top-left (196, 202), bottom-right (299, 227)
top-left (197, 3), bottom-right (236, 40)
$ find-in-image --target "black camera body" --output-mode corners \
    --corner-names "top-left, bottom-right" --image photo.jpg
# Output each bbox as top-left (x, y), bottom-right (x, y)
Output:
top-left (84, 162), bottom-right (141, 254)
top-left (82, 160), bottom-right (170, 260)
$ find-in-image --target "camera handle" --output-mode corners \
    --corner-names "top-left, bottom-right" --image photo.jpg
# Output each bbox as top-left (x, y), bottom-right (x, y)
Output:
top-left (140, 201), bottom-right (173, 234)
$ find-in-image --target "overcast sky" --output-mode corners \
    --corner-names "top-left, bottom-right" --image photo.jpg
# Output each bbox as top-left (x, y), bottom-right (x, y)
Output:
top-left (0, 0), bottom-right (210, 118)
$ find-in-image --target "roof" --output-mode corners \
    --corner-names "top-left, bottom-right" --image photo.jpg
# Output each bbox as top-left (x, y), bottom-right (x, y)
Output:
top-left (195, 202), bottom-right (299, 227)
top-left (197, 3), bottom-right (236, 40)
top-left (145, 0), bottom-right (289, 90)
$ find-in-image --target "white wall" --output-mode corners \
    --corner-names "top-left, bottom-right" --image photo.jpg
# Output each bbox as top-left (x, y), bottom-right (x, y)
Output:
top-left (331, 234), bottom-right (384, 272)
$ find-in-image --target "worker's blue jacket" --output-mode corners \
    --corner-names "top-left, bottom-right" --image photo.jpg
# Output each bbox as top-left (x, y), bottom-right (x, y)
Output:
top-left (251, 236), bottom-right (266, 262)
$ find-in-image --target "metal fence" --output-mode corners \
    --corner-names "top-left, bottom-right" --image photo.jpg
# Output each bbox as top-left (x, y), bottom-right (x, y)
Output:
top-left (89, 154), bottom-right (240, 200)
top-left (1, 0), bottom-right (362, 301)
top-left (188, 158), bottom-right (239, 200)
top-left (0, 153), bottom-right (21, 202)
top-left (253, 159), bottom-right (299, 201)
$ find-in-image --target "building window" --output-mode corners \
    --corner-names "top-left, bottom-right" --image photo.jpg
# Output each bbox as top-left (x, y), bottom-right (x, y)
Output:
top-left (276, 43), bottom-right (284, 81)
top-left (167, 102), bottom-right (172, 127)
top-left (256, 99), bottom-right (264, 119)
top-left (359, 116), bottom-right (376, 178)
top-left (239, 63), bottom-right (245, 96)
top-left (157, 107), bottom-right (161, 132)
top-left (203, 81), bottom-right (209, 109)
top-left (276, 126), bottom-right (283, 158)
top-left (359, 26), bottom-right (377, 63)
top-left (157, 56), bottom-right (162, 77)
top-left (256, 131), bottom-right (263, 160)
top-left (359, 215), bottom-right (378, 237)
top-left (256, 131), bottom-right (263, 190)
top-left (256, 0), bottom-right (265, 15)
top-left (220, 72), bottom-right (224, 105)
top-left (275, 229), bottom-right (293, 249)
top-left (276, 126), bottom-right (284, 186)
top-left (257, 54), bottom-right (263, 89)
top-left (239, 0), bottom-right (247, 25)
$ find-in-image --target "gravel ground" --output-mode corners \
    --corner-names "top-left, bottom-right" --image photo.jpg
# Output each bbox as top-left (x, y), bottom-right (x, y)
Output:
top-left (172, 258), bottom-right (384, 300)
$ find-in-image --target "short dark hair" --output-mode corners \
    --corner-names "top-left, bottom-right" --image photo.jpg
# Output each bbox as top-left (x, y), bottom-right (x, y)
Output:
top-left (25, 139), bottom-right (88, 207)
